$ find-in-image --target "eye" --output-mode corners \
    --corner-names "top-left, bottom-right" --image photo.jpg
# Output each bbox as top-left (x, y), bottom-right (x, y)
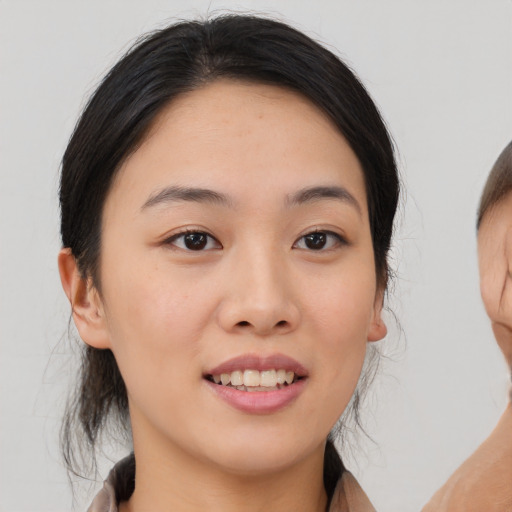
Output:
top-left (166, 231), bottom-right (221, 251)
top-left (294, 230), bottom-right (346, 251)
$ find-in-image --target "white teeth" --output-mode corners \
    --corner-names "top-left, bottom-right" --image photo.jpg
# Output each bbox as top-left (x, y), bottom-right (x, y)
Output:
top-left (211, 369), bottom-right (298, 389)
top-left (243, 369), bottom-right (260, 387)
top-left (260, 369), bottom-right (277, 387)
top-left (231, 370), bottom-right (243, 386)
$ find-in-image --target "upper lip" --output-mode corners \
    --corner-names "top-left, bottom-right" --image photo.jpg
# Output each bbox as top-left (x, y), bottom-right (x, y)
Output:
top-left (205, 353), bottom-right (308, 377)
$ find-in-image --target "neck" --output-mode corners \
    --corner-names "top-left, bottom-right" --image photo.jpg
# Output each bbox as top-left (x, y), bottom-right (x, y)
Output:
top-left (121, 432), bottom-right (328, 512)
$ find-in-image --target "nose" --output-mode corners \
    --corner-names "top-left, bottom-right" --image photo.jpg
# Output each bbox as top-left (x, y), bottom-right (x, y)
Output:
top-left (216, 247), bottom-right (300, 336)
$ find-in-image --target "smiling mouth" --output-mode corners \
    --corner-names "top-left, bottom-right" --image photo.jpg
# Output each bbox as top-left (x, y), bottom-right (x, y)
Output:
top-left (205, 369), bottom-right (304, 391)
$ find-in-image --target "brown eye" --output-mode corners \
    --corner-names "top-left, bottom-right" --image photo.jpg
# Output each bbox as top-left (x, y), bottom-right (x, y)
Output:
top-left (304, 232), bottom-right (327, 250)
top-left (184, 232), bottom-right (207, 250)
top-left (294, 231), bottom-right (345, 251)
top-left (167, 231), bottom-right (221, 251)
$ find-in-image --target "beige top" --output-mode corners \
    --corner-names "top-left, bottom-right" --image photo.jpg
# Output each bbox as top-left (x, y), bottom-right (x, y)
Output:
top-left (87, 455), bottom-right (376, 512)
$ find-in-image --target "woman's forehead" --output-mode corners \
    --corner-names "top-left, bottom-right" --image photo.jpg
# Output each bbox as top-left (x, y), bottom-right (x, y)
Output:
top-left (143, 80), bottom-right (343, 149)
top-left (108, 80), bottom-right (367, 214)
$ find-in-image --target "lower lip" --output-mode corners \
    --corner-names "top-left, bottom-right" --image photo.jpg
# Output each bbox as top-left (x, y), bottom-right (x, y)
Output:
top-left (205, 379), bottom-right (307, 414)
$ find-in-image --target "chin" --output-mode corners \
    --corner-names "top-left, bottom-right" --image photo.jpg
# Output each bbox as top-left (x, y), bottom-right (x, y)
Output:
top-left (202, 430), bottom-right (323, 476)
top-left (211, 450), bottom-right (304, 477)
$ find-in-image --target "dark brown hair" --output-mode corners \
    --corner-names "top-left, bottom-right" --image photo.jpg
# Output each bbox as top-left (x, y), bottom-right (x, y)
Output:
top-left (60, 14), bottom-right (400, 476)
top-left (477, 140), bottom-right (512, 228)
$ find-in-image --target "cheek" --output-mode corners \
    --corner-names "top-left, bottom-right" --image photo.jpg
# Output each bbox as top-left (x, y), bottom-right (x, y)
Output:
top-left (101, 258), bottom-right (220, 370)
top-left (304, 259), bottom-right (377, 339)
top-left (301, 257), bottom-right (377, 382)
top-left (99, 266), bottom-right (219, 427)
top-left (300, 277), bottom-right (372, 429)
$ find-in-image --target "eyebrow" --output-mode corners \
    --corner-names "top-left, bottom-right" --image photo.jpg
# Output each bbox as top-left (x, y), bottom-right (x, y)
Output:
top-left (141, 184), bottom-right (362, 215)
top-left (287, 186), bottom-right (362, 215)
top-left (141, 186), bottom-right (232, 210)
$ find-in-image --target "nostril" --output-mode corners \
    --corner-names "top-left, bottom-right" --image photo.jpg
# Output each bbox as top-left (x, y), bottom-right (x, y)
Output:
top-left (233, 319), bottom-right (290, 331)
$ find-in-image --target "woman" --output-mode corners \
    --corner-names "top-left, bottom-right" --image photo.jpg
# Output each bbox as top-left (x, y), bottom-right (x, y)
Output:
top-left (57, 15), bottom-right (399, 512)
top-left (423, 141), bottom-right (512, 511)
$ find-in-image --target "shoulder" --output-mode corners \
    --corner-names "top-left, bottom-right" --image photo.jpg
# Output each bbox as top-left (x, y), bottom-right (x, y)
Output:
top-left (422, 404), bottom-right (512, 512)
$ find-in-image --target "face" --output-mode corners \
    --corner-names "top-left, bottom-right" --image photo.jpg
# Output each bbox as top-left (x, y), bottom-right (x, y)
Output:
top-left (478, 192), bottom-right (512, 368)
top-left (71, 80), bottom-right (386, 475)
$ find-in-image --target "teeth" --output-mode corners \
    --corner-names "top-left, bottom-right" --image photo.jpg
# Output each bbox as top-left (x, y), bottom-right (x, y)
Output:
top-left (243, 369), bottom-right (260, 387)
top-left (260, 369), bottom-right (277, 387)
top-left (211, 369), bottom-right (297, 389)
top-left (231, 370), bottom-right (243, 386)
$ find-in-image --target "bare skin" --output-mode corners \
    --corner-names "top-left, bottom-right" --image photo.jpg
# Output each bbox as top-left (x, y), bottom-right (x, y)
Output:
top-left (423, 193), bottom-right (512, 512)
top-left (422, 405), bottom-right (512, 512)
top-left (480, 197), bottom-right (512, 369)
top-left (59, 81), bottom-right (386, 512)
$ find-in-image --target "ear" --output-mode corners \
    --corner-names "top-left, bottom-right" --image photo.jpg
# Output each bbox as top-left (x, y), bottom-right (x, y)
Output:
top-left (367, 287), bottom-right (387, 342)
top-left (58, 248), bottom-right (111, 349)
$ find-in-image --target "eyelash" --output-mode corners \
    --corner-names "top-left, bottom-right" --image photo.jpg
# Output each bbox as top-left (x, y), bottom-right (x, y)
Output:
top-left (293, 230), bottom-right (347, 251)
top-left (164, 229), bottom-right (222, 251)
top-left (163, 229), bottom-right (347, 252)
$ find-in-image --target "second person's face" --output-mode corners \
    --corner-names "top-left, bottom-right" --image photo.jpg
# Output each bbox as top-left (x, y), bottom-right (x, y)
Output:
top-left (479, 192), bottom-right (512, 367)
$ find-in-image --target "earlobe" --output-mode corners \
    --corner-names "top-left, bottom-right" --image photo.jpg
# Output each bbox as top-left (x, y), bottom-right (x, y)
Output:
top-left (57, 248), bottom-right (111, 349)
top-left (367, 290), bottom-right (387, 342)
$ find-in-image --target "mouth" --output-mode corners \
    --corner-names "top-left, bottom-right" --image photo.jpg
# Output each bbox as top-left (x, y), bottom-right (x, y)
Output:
top-left (203, 354), bottom-right (308, 412)
top-left (205, 369), bottom-right (305, 392)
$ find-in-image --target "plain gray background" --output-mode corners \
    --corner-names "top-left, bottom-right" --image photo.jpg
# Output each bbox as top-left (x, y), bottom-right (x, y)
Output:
top-left (1, 1), bottom-right (511, 511)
